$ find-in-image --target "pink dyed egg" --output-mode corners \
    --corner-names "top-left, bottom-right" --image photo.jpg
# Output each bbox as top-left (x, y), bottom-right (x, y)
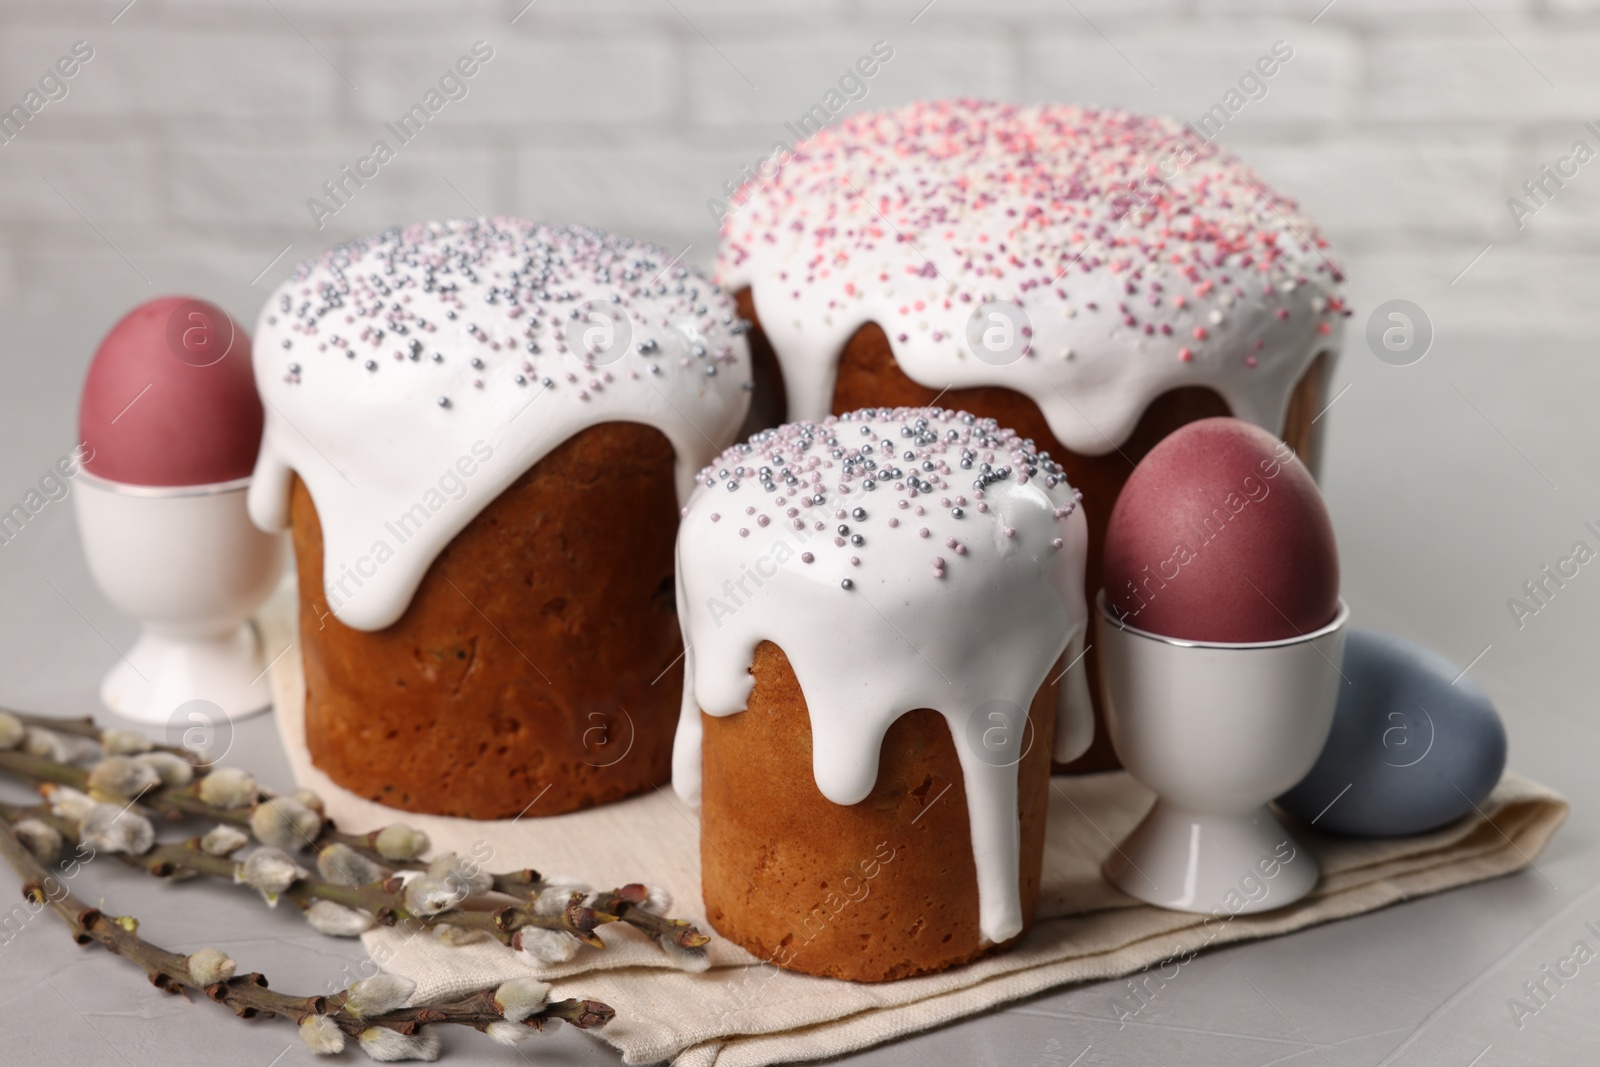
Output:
top-left (1102, 417), bottom-right (1339, 643)
top-left (79, 296), bottom-right (262, 487)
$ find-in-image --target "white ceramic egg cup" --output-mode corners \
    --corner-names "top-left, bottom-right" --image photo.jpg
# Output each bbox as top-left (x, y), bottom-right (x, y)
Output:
top-left (74, 472), bottom-right (287, 725)
top-left (1096, 592), bottom-right (1348, 914)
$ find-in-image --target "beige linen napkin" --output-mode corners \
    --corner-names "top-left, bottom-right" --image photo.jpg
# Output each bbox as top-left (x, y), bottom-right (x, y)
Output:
top-left (258, 591), bottom-right (1568, 1067)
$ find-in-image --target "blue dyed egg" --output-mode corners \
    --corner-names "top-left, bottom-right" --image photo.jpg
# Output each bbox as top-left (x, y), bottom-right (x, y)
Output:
top-left (1277, 628), bottom-right (1507, 837)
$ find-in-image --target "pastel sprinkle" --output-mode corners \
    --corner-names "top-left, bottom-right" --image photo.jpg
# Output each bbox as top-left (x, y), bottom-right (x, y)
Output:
top-left (691, 408), bottom-right (1081, 582)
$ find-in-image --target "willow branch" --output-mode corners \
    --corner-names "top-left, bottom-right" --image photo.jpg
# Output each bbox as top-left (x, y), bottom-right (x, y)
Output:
top-left (0, 801), bottom-right (605, 947)
top-left (0, 810), bottom-right (613, 1040)
top-left (1, 731), bottom-right (712, 954)
top-left (0, 749), bottom-right (85, 791)
top-left (0, 708), bottom-right (199, 765)
top-left (592, 884), bottom-right (712, 949)
top-left (492, 872), bottom-right (709, 948)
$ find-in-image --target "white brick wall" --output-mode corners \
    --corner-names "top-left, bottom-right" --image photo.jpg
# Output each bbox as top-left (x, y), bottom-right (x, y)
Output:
top-left (688, 34), bottom-right (1016, 127)
top-left (1023, 23), bottom-right (1361, 124)
top-left (53, 29), bottom-right (340, 119)
top-left (348, 36), bottom-right (679, 126)
top-left (514, 142), bottom-right (744, 242)
top-left (0, 0), bottom-right (1597, 340)
top-left (1367, 32), bottom-right (1600, 122)
top-left (1236, 131), bottom-right (1513, 240)
top-left (0, 142), bottom-right (164, 225)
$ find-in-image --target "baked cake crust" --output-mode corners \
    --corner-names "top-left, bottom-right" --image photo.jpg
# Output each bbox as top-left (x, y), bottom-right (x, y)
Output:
top-left (291, 421), bottom-right (683, 819)
top-left (698, 640), bottom-right (1056, 982)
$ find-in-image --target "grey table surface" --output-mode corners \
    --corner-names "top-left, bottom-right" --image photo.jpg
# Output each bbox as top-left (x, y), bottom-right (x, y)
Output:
top-left (2, 304), bottom-right (1597, 1067)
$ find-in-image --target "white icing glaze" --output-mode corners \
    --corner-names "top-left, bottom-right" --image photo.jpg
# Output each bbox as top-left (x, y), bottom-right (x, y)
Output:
top-left (248, 218), bottom-right (752, 631)
top-left (672, 407), bottom-right (1090, 945)
top-left (717, 100), bottom-right (1347, 454)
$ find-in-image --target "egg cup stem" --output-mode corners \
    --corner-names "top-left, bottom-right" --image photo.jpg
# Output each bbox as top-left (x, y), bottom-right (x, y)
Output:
top-left (74, 474), bottom-right (285, 725)
top-left (102, 622), bottom-right (272, 724)
top-left (1103, 800), bottom-right (1319, 913)
top-left (1095, 594), bottom-right (1348, 914)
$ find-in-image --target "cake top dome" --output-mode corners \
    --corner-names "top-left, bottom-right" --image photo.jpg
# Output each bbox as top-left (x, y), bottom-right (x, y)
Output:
top-left (682, 406), bottom-right (1081, 587)
top-left (672, 406), bottom-right (1091, 945)
top-left (717, 99), bottom-right (1347, 454)
top-left (248, 218), bottom-right (752, 631)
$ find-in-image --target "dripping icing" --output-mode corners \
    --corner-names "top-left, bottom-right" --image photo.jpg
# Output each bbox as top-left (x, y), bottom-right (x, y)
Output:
top-left (717, 100), bottom-right (1347, 454)
top-left (672, 407), bottom-right (1091, 945)
top-left (247, 218), bottom-right (752, 631)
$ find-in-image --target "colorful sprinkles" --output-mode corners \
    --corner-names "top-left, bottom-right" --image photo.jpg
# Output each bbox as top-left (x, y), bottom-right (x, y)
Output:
top-left (718, 100), bottom-right (1348, 371)
top-left (266, 218), bottom-right (747, 401)
top-left (690, 406), bottom-right (1081, 588)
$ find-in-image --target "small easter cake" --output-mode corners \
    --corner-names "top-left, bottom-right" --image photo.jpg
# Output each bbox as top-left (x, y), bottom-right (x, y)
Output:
top-left (248, 218), bottom-right (752, 819)
top-left (673, 407), bottom-right (1090, 980)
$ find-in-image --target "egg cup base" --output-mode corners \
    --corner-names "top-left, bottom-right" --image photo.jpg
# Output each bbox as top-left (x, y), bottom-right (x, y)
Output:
top-left (101, 622), bottom-right (272, 724)
top-left (1103, 800), bottom-right (1319, 913)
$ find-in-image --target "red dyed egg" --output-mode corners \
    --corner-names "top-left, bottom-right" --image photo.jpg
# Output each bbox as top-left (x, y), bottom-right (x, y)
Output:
top-left (79, 296), bottom-right (262, 487)
top-left (1102, 417), bottom-right (1339, 643)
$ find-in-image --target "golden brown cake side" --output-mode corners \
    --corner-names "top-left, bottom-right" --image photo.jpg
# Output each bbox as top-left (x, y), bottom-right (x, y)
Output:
top-left (698, 641), bottom-right (1057, 982)
top-left (292, 421), bottom-right (683, 819)
top-left (734, 289), bottom-right (1330, 772)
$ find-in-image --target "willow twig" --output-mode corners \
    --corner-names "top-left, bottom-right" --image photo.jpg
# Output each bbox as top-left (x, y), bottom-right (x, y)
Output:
top-left (0, 801), bottom-right (606, 946)
top-left (0, 809), bottom-right (614, 1050)
top-left (0, 718), bottom-right (712, 960)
